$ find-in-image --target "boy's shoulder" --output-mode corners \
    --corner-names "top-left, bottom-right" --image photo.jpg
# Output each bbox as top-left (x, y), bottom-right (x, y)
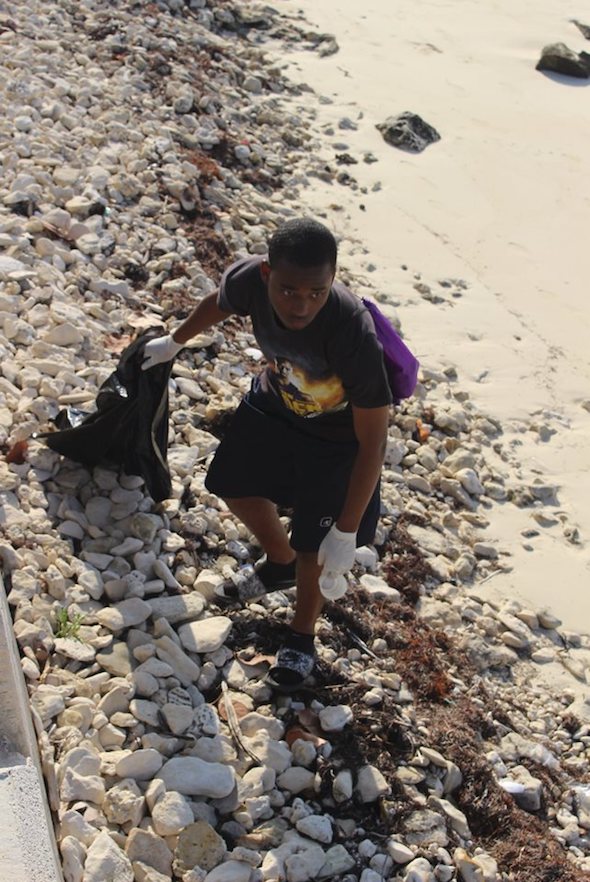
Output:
top-left (223, 254), bottom-right (265, 286)
top-left (327, 280), bottom-right (371, 328)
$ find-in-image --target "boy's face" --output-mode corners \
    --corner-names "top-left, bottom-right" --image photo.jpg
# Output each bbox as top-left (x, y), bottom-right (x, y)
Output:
top-left (261, 258), bottom-right (335, 330)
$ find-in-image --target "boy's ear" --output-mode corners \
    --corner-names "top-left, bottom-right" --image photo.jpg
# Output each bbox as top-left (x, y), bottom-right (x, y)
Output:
top-left (260, 260), bottom-right (271, 282)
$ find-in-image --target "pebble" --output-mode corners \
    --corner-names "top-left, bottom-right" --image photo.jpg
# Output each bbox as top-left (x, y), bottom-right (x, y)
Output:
top-left (95, 597), bottom-right (152, 630)
top-left (83, 830), bottom-right (134, 882)
top-left (359, 573), bottom-right (401, 601)
top-left (356, 765), bottom-right (391, 802)
top-left (201, 861), bottom-right (252, 882)
top-left (178, 616), bottom-right (233, 653)
top-left (387, 839), bottom-right (415, 863)
top-left (103, 779), bottom-right (145, 827)
top-left (157, 756), bottom-right (235, 798)
top-left (277, 767), bottom-right (315, 794)
top-left (147, 594), bottom-right (206, 624)
top-left (151, 791), bottom-right (194, 836)
top-left (161, 702), bottom-right (194, 735)
top-left (295, 814), bottom-right (333, 843)
top-left (332, 769), bottom-right (354, 803)
top-left (318, 705), bottom-right (353, 732)
top-left (115, 749), bottom-right (164, 780)
top-left (154, 636), bottom-right (201, 686)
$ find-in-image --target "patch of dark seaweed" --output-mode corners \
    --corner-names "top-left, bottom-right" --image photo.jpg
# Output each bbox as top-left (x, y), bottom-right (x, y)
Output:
top-left (428, 702), bottom-right (587, 882)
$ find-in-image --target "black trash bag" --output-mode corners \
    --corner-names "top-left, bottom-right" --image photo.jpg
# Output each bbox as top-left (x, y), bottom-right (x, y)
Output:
top-left (42, 330), bottom-right (173, 502)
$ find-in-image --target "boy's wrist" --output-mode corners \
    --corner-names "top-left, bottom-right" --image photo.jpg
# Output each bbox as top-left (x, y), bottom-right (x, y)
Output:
top-left (334, 519), bottom-right (357, 535)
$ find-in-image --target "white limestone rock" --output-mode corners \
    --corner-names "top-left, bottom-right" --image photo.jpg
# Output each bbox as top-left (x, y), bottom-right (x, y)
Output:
top-left (154, 635), bottom-right (200, 685)
top-left (428, 796), bottom-right (471, 839)
top-left (54, 637), bottom-right (97, 662)
top-left (95, 597), bottom-right (152, 630)
top-left (60, 835), bottom-right (86, 882)
top-left (82, 830), bottom-right (133, 882)
top-left (318, 845), bottom-right (356, 878)
top-left (201, 861), bottom-right (251, 882)
top-left (241, 732), bottom-right (292, 773)
top-left (284, 844), bottom-right (326, 882)
top-left (43, 322), bottom-right (84, 346)
top-left (453, 847), bottom-right (498, 882)
top-left (151, 791), bottom-right (194, 836)
top-left (239, 712), bottom-right (285, 741)
top-left (277, 767), bottom-right (315, 795)
top-left (124, 828), bottom-right (173, 876)
top-left (356, 765), bottom-right (391, 802)
top-left (332, 769), bottom-right (353, 803)
top-left (359, 573), bottom-right (401, 601)
top-left (147, 593), bottom-right (206, 623)
top-left (319, 705), bottom-right (353, 732)
top-left (161, 702), bottom-right (195, 735)
top-left (103, 778), bottom-right (145, 827)
top-left (115, 749), bottom-right (164, 780)
top-left (157, 756), bottom-right (235, 797)
top-left (178, 616), bottom-right (232, 653)
top-left (296, 814), bottom-right (333, 844)
top-left (174, 820), bottom-right (227, 874)
top-left (386, 839), bottom-right (415, 864)
top-left (239, 766), bottom-right (276, 800)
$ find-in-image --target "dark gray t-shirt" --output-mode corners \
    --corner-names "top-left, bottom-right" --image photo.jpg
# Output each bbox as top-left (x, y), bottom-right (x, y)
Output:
top-left (218, 256), bottom-right (392, 440)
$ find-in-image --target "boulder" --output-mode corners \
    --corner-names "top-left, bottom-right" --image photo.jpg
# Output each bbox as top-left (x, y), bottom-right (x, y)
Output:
top-left (536, 43), bottom-right (590, 78)
top-left (376, 112), bottom-right (440, 152)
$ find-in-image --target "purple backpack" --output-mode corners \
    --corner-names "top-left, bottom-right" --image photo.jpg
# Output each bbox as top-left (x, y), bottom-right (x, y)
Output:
top-left (362, 298), bottom-right (419, 404)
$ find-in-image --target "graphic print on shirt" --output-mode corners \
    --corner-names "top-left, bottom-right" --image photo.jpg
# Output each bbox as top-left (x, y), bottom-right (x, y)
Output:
top-left (269, 356), bottom-right (347, 418)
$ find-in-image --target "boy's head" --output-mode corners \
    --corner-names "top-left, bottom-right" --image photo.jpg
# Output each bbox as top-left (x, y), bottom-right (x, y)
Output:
top-left (262, 219), bottom-right (337, 331)
top-left (268, 218), bottom-right (338, 271)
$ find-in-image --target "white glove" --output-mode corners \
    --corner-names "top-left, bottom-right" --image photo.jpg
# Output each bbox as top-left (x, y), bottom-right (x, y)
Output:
top-left (141, 335), bottom-right (183, 370)
top-left (317, 524), bottom-right (356, 576)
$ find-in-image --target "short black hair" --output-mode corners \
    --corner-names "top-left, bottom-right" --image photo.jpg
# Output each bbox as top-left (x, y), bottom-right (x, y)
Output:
top-left (268, 218), bottom-right (337, 270)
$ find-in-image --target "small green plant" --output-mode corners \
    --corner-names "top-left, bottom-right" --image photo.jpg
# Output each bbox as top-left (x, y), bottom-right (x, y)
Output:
top-left (53, 607), bottom-right (84, 641)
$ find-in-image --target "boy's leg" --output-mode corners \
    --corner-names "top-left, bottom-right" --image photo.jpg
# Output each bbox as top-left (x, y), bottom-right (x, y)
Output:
top-left (205, 400), bottom-right (297, 597)
top-left (291, 552), bottom-right (323, 634)
top-left (266, 440), bottom-right (381, 689)
top-left (265, 552), bottom-right (322, 690)
top-left (223, 496), bottom-right (295, 565)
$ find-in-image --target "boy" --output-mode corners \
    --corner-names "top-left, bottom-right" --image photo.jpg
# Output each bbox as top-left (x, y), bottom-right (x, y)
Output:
top-left (142, 218), bottom-right (392, 688)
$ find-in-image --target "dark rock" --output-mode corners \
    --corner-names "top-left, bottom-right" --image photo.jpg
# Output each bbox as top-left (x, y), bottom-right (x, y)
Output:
top-left (572, 19), bottom-right (590, 40)
top-left (536, 43), bottom-right (590, 78)
top-left (318, 36), bottom-right (339, 57)
top-left (335, 153), bottom-right (358, 165)
top-left (234, 7), bottom-right (275, 31)
top-left (376, 112), bottom-right (440, 153)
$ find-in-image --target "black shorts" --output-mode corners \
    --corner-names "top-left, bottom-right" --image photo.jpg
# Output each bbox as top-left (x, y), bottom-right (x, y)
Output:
top-left (205, 398), bottom-right (380, 552)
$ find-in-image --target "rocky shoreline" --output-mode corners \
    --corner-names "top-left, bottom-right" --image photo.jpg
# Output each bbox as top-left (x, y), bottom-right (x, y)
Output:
top-left (1, 2), bottom-right (590, 881)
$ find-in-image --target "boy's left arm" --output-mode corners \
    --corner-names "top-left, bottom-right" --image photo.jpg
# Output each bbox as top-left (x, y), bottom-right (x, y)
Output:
top-left (337, 404), bottom-right (389, 533)
top-left (318, 405), bottom-right (389, 574)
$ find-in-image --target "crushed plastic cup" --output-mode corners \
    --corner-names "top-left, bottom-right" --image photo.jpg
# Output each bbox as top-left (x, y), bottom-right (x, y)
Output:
top-left (319, 572), bottom-right (348, 600)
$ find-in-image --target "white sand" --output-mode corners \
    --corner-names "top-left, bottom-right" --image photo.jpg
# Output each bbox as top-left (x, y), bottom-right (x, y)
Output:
top-left (273, 0), bottom-right (590, 639)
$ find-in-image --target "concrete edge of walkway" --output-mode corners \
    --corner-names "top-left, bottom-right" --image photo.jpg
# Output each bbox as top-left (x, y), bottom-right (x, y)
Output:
top-left (0, 572), bottom-right (63, 882)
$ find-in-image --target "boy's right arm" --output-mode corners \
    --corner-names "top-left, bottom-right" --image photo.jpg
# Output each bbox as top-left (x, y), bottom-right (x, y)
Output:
top-left (141, 292), bottom-right (232, 370)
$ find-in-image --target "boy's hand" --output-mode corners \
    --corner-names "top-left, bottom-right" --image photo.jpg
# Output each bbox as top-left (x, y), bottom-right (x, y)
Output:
top-left (141, 335), bottom-right (183, 370)
top-left (317, 525), bottom-right (356, 576)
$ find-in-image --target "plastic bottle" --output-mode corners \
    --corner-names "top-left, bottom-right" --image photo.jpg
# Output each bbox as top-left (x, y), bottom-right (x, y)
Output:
top-left (319, 572), bottom-right (348, 600)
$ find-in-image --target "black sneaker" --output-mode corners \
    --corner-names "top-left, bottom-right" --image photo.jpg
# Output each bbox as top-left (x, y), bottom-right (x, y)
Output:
top-left (265, 644), bottom-right (316, 692)
top-left (215, 557), bottom-right (297, 604)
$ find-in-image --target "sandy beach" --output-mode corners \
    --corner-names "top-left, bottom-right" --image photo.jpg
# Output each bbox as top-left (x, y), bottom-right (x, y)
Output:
top-left (274, 0), bottom-right (590, 633)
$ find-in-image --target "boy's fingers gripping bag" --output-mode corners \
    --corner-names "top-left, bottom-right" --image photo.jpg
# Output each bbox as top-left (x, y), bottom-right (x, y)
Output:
top-left (362, 298), bottom-right (419, 404)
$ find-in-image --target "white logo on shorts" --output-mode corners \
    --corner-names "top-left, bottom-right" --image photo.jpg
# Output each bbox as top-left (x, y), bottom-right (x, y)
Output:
top-left (319, 516), bottom-right (333, 528)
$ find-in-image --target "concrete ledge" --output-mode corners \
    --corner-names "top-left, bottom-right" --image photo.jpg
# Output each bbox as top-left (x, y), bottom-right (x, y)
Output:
top-left (0, 573), bottom-right (63, 882)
